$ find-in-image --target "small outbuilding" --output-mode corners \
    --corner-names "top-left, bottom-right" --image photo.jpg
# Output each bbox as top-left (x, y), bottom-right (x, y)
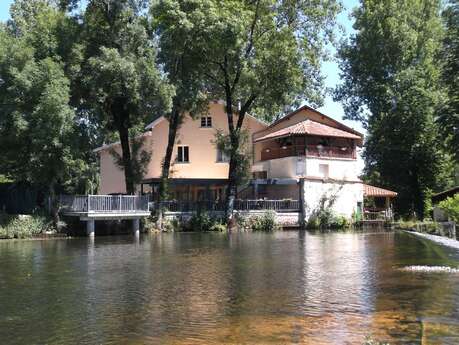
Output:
top-left (362, 184), bottom-right (397, 221)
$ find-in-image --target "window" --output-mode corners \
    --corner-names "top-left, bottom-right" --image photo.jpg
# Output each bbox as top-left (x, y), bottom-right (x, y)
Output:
top-left (177, 146), bottom-right (189, 163)
top-left (216, 148), bottom-right (229, 162)
top-left (200, 116), bottom-right (212, 128)
top-left (319, 164), bottom-right (329, 178)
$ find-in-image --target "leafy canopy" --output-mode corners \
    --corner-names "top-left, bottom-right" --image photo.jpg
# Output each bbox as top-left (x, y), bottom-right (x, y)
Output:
top-left (334, 0), bottom-right (454, 218)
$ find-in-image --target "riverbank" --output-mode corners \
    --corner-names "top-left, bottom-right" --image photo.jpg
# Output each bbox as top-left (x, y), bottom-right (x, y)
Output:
top-left (405, 230), bottom-right (459, 250)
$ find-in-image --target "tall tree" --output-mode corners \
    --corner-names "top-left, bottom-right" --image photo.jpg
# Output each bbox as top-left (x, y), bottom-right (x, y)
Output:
top-left (76, 0), bottom-right (174, 194)
top-left (152, 2), bottom-right (208, 201)
top-left (334, 0), bottom-right (453, 218)
top-left (0, 0), bottom-right (88, 225)
top-left (440, 0), bottom-right (459, 162)
top-left (154, 0), bottom-right (340, 225)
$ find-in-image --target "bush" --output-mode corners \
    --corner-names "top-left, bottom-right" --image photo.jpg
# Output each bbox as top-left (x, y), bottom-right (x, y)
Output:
top-left (438, 193), bottom-right (459, 223)
top-left (186, 212), bottom-right (226, 232)
top-left (329, 215), bottom-right (351, 229)
top-left (236, 211), bottom-right (279, 232)
top-left (162, 218), bottom-right (181, 232)
top-left (306, 211), bottom-right (351, 230)
top-left (0, 214), bottom-right (52, 239)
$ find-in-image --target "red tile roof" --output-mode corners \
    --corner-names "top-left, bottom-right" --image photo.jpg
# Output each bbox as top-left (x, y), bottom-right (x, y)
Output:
top-left (254, 119), bottom-right (362, 142)
top-left (363, 184), bottom-right (397, 197)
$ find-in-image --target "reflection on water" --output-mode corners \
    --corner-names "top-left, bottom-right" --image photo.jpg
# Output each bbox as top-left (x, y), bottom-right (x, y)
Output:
top-left (1, 231), bottom-right (459, 344)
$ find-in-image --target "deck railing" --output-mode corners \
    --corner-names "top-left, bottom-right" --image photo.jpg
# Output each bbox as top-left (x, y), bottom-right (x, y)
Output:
top-left (363, 210), bottom-right (393, 221)
top-left (59, 195), bottom-right (149, 213)
top-left (260, 145), bottom-right (355, 161)
top-left (151, 199), bottom-right (300, 213)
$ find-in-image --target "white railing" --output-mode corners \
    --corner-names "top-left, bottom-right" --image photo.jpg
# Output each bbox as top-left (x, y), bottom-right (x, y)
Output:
top-left (151, 199), bottom-right (300, 212)
top-left (59, 195), bottom-right (149, 213)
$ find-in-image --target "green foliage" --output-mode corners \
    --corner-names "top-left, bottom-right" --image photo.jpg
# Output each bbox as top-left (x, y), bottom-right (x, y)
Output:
top-left (438, 193), bottom-right (459, 222)
top-left (439, 0), bottom-right (459, 161)
top-left (334, 0), bottom-right (455, 218)
top-left (0, 213), bottom-right (52, 239)
top-left (162, 218), bottom-right (182, 232)
top-left (75, 0), bottom-right (174, 193)
top-left (186, 212), bottom-right (226, 232)
top-left (0, 1), bottom-right (97, 199)
top-left (236, 211), bottom-right (279, 232)
top-left (154, 0), bottom-right (341, 219)
top-left (306, 188), bottom-right (351, 230)
top-left (214, 129), bottom-right (252, 186)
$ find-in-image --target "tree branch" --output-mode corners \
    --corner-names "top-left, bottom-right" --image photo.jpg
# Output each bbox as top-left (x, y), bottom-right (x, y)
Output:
top-left (237, 93), bottom-right (257, 130)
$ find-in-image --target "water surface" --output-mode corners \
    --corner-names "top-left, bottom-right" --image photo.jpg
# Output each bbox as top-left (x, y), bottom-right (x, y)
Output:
top-left (1, 231), bottom-right (459, 344)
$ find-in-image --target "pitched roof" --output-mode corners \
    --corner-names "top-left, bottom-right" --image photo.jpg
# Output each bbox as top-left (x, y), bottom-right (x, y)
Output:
top-left (268, 104), bottom-right (363, 138)
top-left (363, 184), bottom-right (397, 197)
top-left (254, 119), bottom-right (362, 142)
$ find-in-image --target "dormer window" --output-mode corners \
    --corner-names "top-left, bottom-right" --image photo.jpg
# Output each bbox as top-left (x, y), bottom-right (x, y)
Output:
top-left (200, 116), bottom-right (212, 128)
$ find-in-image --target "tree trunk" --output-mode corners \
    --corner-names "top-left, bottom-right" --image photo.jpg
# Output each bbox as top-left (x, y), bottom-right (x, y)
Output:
top-left (225, 126), bottom-right (241, 229)
top-left (118, 123), bottom-right (135, 195)
top-left (159, 107), bottom-right (181, 201)
top-left (49, 182), bottom-right (59, 230)
top-left (225, 154), bottom-right (238, 229)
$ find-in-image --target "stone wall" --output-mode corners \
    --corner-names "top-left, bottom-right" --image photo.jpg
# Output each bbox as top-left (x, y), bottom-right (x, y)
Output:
top-left (164, 210), bottom-right (300, 227)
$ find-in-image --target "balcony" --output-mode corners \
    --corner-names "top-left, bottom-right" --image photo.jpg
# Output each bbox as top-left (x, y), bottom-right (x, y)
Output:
top-left (260, 145), bottom-right (356, 161)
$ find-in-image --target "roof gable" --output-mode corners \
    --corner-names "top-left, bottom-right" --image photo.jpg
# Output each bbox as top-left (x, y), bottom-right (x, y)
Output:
top-left (266, 105), bottom-right (363, 138)
top-left (254, 119), bottom-right (362, 142)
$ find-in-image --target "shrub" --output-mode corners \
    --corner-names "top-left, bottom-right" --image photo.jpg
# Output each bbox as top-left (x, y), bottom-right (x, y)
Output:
top-left (162, 218), bottom-right (181, 232)
top-left (438, 193), bottom-right (459, 223)
top-left (186, 212), bottom-right (226, 232)
top-left (0, 214), bottom-right (52, 239)
top-left (251, 211), bottom-right (279, 232)
top-left (236, 211), bottom-right (279, 232)
top-left (306, 212), bottom-right (350, 230)
top-left (142, 215), bottom-right (160, 232)
top-left (329, 215), bottom-right (351, 229)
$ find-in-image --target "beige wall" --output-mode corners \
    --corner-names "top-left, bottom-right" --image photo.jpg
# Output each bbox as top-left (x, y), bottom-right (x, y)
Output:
top-left (98, 102), bottom-right (267, 194)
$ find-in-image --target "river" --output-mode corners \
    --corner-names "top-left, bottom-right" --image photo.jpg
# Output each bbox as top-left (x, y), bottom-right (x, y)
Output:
top-left (1, 231), bottom-right (459, 344)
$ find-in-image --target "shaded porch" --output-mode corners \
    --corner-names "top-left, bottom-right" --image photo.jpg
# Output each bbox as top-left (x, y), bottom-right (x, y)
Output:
top-left (362, 184), bottom-right (397, 222)
top-left (140, 178), bottom-right (228, 202)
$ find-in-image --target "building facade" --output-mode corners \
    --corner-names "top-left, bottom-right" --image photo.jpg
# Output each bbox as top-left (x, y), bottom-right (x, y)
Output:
top-left (96, 102), bottom-right (374, 220)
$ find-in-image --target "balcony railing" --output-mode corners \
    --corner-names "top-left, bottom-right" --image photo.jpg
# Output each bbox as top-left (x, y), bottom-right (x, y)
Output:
top-left (260, 145), bottom-right (355, 161)
top-left (60, 195), bottom-right (150, 213)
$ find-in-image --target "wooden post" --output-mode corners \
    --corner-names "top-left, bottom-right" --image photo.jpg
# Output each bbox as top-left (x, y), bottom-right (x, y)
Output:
top-left (87, 219), bottom-right (95, 237)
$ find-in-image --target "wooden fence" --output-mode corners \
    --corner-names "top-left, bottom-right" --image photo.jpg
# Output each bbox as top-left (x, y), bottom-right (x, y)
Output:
top-left (59, 195), bottom-right (149, 213)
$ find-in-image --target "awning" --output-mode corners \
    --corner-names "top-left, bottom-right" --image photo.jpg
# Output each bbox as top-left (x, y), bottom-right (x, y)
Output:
top-left (254, 119), bottom-right (362, 143)
top-left (363, 184), bottom-right (397, 197)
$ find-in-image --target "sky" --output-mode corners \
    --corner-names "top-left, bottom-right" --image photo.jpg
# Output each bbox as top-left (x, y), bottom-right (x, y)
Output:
top-left (0, 0), bottom-right (363, 133)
